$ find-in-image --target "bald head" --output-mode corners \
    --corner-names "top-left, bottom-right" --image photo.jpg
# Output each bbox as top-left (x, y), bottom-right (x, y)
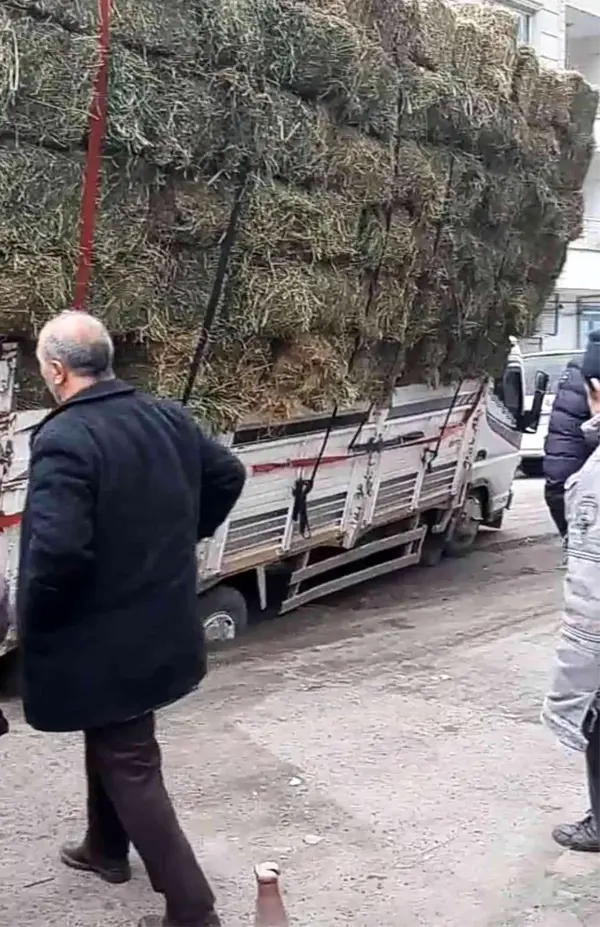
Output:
top-left (37, 311), bottom-right (115, 403)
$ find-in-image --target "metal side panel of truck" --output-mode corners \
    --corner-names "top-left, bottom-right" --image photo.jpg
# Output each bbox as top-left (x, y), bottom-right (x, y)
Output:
top-left (0, 344), bottom-right (526, 654)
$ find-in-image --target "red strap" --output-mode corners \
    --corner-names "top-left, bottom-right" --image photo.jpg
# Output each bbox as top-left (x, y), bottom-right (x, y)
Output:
top-left (72, 0), bottom-right (112, 310)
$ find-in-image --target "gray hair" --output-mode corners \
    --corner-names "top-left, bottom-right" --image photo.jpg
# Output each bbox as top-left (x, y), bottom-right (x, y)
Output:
top-left (38, 310), bottom-right (115, 379)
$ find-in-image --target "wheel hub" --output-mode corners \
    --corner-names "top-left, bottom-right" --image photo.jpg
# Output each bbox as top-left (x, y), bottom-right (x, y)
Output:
top-left (203, 610), bottom-right (237, 643)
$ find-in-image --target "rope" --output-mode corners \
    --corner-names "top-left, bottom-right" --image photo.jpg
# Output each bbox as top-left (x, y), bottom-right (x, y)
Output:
top-left (72, 0), bottom-right (112, 310)
top-left (292, 405), bottom-right (338, 538)
top-left (181, 158), bottom-right (251, 407)
top-left (426, 378), bottom-right (464, 471)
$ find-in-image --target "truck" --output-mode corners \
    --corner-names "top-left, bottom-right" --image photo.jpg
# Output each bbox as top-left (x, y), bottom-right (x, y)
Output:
top-left (0, 340), bottom-right (547, 657)
top-left (519, 348), bottom-right (584, 477)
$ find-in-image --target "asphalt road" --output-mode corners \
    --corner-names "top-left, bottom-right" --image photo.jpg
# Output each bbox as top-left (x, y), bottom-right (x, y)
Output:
top-left (1, 478), bottom-right (598, 927)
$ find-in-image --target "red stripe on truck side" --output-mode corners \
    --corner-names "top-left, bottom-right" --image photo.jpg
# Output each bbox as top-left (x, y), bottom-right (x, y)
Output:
top-left (0, 513), bottom-right (22, 531)
top-left (249, 423), bottom-right (464, 475)
top-left (72, 0), bottom-right (113, 309)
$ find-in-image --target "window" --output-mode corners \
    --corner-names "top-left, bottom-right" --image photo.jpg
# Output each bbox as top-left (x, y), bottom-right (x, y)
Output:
top-left (492, 2), bottom-right (533, 44)
top-left (580, 308), bottom-right (600, 346)
top-left (523, 353), bottom-right (582, 395)
top-left (515, 11), bottom-right (531, 43)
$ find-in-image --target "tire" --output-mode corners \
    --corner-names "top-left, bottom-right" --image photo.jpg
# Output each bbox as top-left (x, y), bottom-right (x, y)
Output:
top-left (196, 585), bottom-right (248, 644)
top-left (444, 493), bottom-right (483, 558)
top-left (420, 534), bottom-right (444, 567)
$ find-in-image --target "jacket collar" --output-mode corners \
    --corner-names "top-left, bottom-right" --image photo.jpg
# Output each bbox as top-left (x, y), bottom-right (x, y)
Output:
top-left (32, 378), bottom-right (136, 440)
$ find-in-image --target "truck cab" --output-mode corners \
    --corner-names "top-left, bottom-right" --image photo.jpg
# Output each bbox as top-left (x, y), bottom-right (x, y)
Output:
top-left (520, 349), bottom-right (584, 476)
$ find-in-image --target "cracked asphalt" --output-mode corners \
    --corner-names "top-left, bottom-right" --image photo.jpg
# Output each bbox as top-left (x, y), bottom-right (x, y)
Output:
top-left (1, 478), bottom-right (598, 927)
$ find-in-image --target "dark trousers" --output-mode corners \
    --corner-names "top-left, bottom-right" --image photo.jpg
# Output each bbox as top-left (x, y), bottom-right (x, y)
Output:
top-left (84, 712), bottom-right (215, 926)
top-left (544, 482), bottom-right (568, 538)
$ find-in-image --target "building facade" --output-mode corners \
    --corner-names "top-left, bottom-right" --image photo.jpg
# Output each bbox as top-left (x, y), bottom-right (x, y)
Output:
top-left (492, 0), bottom-right (600, 352)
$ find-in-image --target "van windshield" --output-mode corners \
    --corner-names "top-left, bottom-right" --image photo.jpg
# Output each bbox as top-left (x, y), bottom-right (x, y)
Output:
top-left (523, 353), bottom-right (583, 396)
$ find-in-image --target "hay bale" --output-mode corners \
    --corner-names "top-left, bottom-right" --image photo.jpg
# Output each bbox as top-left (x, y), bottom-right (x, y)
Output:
top-left (240, 179), bottom-right (361, 262)
top-left (0, 15), bottom-right (255, 172)
top-left (324, 126), bottom-right (395, 201)
top-left (0, 251), bottom-right (72, 337)
top-left (265, 334), bottom-right (357, 418)
top-left (521, 124), bottom-right (560, 175)
top-left (452, 17), bottom-right (484, 84)
top-left (356, 205), bottom-right (419, 277)
top-left (336, 39), bottom-right (399, 140)
top-left (525, 234), bottom-right (569, 284)
top-left (447, 152), bottom-right (488, 223)
top-left (455, 3), bottom-right (518, 98)
top-left (3, 0), bottom-right (198, 55)
top-left (251, 86), bottom-right (396, 195)
top-left (148, 174), bottom-right (234, 248)
top-left (259, 1), bottom-right (398, 138)
top-left (0, 13), bottom-right (100, 146)
top-left (346, 0), bottom-right (418, 67)
top-left (512, 46), bottom-right (539, 114)
top-left (196, 0), bottom-right (266, 72)
top-left (401, 69), bottom-right (520, 156)
top-left (529, 69), bottom-right (570, 128)
top-left (107, 334), bottom-right (274, 430)
top-left (395, 140), bottom-right (444, 218)
top-left (261, 0), bottom-right (360, 98)
top-left (556, 135), bottom-right (596, 190)
top-left (412, 0), bottom-right (456, 73)
top-left (227, 255), bottom-right (366, 339)
top-left (478, 168), bottom-right (526, 227)
top-left (368, 271), bottom-right (418, 342)
top-left (562, 71), bottom-right (600, 139)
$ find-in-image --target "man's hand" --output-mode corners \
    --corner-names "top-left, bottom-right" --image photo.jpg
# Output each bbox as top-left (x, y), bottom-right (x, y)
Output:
top-left (586, 378), bottom-right (600, 417)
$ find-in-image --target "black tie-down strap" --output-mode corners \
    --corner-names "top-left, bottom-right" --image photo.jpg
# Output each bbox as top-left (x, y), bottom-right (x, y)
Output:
top-left (292, 406), bottom-right (338, 538)
top-left (181, 158), bottom-right (251, 407)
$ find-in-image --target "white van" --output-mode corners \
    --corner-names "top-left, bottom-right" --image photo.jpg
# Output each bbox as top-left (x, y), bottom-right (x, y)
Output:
top-left (520, 349), bottom-right (584, 476)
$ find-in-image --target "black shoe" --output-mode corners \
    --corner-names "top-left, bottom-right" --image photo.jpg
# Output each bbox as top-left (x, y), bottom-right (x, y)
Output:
top-left (552, 812), bottom-right (599, 852)
top-left (138, 911), bottom-right (221, 926)
top-left (60, 842), bottom-right (131, 883)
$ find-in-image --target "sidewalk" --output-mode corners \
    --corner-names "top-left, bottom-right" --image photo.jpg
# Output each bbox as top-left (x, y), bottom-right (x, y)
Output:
top-left (480, 477), bottom-right (557, 550)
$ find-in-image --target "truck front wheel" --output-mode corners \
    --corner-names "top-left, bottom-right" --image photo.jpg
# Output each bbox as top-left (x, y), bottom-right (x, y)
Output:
top-left (196, 585), bottom-right (248, 644)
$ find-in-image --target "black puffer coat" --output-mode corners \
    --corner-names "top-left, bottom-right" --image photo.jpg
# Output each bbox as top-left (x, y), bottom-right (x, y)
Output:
top-left (543, 361), bottom-right (593, 486)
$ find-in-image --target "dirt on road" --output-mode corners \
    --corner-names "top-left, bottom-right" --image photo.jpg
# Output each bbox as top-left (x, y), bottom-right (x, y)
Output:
top-left (1, 532), bottom-right (598, 927)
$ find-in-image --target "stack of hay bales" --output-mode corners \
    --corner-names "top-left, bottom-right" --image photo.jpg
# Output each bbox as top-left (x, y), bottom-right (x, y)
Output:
top-left (0, 0), bottom-right (596, 426)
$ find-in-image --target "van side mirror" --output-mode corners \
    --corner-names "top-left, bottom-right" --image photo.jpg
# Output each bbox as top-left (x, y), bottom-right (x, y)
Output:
top-left (522, 371), bottom-right (549, 433)
top-left (501, 366), bottom-right (524, 421)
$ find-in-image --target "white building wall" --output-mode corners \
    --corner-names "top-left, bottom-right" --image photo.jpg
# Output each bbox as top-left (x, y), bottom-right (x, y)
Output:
top-left (530, 0), bottom-right (565, 67)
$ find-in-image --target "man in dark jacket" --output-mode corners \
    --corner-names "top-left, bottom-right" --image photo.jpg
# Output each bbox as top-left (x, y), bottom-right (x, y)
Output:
top-left (18, 311), bottom-right (246, 927)
top-left (544, 332), bottom-right (600, 853)
top-left (543, 358), bottom-right (594, 537)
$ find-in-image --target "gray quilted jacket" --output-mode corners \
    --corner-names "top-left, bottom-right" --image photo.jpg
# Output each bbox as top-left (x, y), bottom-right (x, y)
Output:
top-left (542, 413), bottom-right (600, 751)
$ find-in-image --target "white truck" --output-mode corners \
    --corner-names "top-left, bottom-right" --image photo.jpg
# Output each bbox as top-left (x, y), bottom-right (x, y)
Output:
top-left (0, 340), bottom-right (547, 655)
top-left (519, 348), bottom-right (584, 476)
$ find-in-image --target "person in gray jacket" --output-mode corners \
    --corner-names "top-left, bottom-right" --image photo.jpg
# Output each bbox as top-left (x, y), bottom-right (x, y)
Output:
top-left (542, 376), bottom-right (600, 853)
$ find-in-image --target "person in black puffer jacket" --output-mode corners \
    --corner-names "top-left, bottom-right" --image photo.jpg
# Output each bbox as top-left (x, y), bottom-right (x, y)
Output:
top-left (543, 332), bottom-right (600, 536)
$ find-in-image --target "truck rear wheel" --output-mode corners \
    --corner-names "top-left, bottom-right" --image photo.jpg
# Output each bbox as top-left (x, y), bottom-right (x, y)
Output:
top-left (444, 492), bottom-right (482, 558)
top-left (197, 585), bottom-right (248, 644)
